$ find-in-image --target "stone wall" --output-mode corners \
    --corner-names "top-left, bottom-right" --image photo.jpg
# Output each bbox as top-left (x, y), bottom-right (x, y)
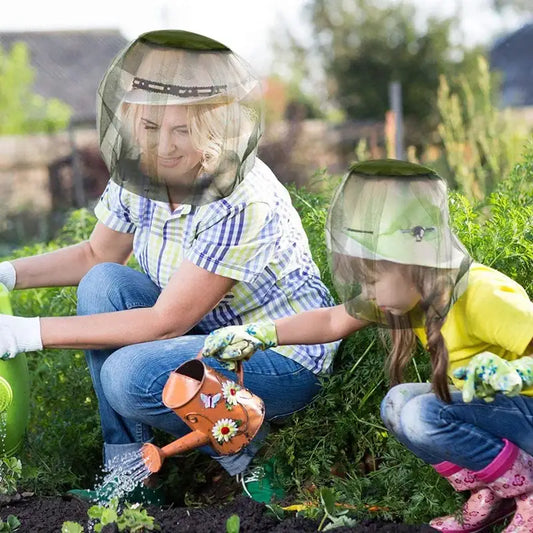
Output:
top-left (0, 128), bottom-right (100, 215)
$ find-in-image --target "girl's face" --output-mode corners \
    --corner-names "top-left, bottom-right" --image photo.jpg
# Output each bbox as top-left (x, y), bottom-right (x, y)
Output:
top-left (136, 105), bottom-right (203, 187)
top-left (362, 263), bottom-right (421, 316)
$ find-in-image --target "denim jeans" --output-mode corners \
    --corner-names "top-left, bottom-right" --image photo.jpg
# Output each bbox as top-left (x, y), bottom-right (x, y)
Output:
top-left (77, 263), bottom-right (320, 475)
top-left (380, 383), bottom-right (533, 471)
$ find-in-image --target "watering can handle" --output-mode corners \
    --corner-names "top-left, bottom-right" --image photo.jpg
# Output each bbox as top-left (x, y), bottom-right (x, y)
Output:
top-left (196, 352), bottom-right (244, 386)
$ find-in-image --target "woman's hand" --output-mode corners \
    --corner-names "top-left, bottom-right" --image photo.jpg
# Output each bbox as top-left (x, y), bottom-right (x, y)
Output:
top-left (0, 314), bottom-right (42, 359)
top-left (453, 351), bottom-right (524, 403)
top-left (201, 321), bottom-right (277, 369)
top-left (0, 262), bottom-right (16, 291)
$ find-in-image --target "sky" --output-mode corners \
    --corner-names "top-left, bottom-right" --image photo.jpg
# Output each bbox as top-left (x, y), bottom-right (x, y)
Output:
top-left (0, 0), bottom-right (527, 75)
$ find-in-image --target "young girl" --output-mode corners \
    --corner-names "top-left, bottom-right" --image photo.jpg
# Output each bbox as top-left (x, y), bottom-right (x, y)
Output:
top-left (202, 159), bottom-right (533, 533)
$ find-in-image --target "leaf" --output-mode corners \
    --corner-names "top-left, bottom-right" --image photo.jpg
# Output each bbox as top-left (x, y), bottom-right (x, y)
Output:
top-left (225, 514), bottom-right (240, 533)
top-left (319, 487), bottom-right (337, 516)
top-left (61, 522), bottom-right (84, 533)
top-left (323, 515), bottom-right (358, 530)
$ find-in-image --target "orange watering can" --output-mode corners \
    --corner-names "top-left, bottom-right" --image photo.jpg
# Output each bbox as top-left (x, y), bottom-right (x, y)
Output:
top-left (141, 356), bottom-right (265, 473)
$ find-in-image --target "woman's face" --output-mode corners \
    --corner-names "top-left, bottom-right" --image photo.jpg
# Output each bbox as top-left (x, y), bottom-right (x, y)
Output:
top-left (361, 263), bottom-right (421, 316)
top-left (136, 104), bottom-right (203, 186)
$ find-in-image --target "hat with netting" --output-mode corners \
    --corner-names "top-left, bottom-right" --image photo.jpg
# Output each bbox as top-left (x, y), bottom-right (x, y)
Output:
top-left (325, 159), bottom-right (471, 326)
top-left (97, 30), bottom-right (263, 205)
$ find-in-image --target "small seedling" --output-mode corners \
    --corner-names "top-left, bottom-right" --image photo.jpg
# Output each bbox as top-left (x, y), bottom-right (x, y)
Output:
top-left (317, 487), bottom-right (357, 531)
top-left (225, 513), bottom-right (240, 533)
top-left (61, 522), bottom-right (83, 533)
top-left (0, 457), bottom-right (22, 496)
top-left (0, 515), bottom-right (21, 532)
top-left (62, 498), bottom-right (158, 532)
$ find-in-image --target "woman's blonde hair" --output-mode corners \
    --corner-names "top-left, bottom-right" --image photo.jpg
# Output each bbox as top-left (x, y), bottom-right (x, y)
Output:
top-left (119, 100), bottom-right (257, 177)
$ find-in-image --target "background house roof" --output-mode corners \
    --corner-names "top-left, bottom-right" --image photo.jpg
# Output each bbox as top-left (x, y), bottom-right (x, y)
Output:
top-left (0, 29), bottom-right (129, 126)
top-left (490, 22), bottom-right (533, 107)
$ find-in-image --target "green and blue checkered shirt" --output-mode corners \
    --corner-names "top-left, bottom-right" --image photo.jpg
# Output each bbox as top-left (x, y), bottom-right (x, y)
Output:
top-left (95, 159), bottom-right (339, 374)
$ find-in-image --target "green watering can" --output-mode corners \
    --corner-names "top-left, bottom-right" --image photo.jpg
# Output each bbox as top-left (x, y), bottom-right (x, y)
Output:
top-left (0, 284), bottom-right (30, 456)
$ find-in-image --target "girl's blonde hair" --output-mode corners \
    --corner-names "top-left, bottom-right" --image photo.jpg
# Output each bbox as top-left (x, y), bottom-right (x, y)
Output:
top-left (345, 256), bottom-right (453, 402)
top-left (386, 264), bottom-right (453, 403)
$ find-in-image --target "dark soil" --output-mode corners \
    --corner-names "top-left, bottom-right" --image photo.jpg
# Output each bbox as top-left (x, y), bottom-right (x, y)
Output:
top-left (0, 493), bottom-right (438, 532)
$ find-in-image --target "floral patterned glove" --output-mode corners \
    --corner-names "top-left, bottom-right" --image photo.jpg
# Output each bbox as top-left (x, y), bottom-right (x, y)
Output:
top-left (201, 321), bottom-right (278, 369)
top-left (509, 356), bottom-right (533, 387)
top-left (453, 351), bottom-right (523, 403)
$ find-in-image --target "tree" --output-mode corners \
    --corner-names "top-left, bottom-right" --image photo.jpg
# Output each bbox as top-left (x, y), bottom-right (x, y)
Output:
top-left (276, 0), bottom-right (483, 143)
top-left (0, 42), bottom-right (71, 135)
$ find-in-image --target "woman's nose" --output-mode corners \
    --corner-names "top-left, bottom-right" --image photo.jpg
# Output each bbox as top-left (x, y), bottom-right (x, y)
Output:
top-left (156, 129), bottom-right (176, 155)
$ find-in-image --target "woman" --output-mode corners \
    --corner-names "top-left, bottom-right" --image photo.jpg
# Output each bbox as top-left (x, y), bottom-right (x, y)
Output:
top-left (0, 30), bottom-right (339, 502)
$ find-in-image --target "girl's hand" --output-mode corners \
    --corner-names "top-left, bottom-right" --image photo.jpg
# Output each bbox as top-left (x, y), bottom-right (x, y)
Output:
top-left (0, 314), bottom-right (42, 359)
top-left (453, 351), bottom-right (523, 403)
top-left (509, 356), bottom-right (533, 387)
top-left (201, 321), bottom-right (277, 369)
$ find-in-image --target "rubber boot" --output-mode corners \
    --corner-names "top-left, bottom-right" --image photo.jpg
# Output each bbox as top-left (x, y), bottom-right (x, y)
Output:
top-left (477, 440), bottom-right (533, 533)
top-left (430, 460), bottom-right (515, 532)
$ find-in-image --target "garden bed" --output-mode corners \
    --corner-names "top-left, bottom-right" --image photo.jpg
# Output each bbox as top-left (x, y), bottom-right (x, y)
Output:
top-left (0, 493), bottom-right (439, 532)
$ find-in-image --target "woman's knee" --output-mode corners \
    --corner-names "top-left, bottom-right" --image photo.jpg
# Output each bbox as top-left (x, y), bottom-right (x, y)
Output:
top-left (100, 347), bottom-right (156, 418)
top-left (380, 383), bottom-right (431, 434)
top-left (77, 263), bottom-right (128, 315)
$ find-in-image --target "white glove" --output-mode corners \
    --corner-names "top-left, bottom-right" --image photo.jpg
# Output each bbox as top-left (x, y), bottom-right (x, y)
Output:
top-left (0, 262), bottom-right (16, 291)
top-left (0, 314), bottom-right (42, 359)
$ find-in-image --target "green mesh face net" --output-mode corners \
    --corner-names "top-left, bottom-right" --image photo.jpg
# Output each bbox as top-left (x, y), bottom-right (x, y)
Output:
top-left (97, 30), bottom-right (263, 205)
top-left (325, 159), bottom-right (471, 328)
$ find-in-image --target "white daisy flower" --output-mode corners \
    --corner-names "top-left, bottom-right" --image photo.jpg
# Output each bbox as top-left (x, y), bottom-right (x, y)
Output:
top-left (212, 418), bottom-right (238, 443)
top-left (222, 380), bottom-right (241, 406)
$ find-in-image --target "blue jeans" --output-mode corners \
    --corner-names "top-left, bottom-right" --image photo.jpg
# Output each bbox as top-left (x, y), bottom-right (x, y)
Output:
top-left (380, 383), bottom-right (533, 471)
top-left (77, 263), bottom-right (320, 475)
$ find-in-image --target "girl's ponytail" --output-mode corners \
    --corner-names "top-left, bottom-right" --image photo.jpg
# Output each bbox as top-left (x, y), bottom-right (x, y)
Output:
top-left (425, 311), bottom-right (450, 403)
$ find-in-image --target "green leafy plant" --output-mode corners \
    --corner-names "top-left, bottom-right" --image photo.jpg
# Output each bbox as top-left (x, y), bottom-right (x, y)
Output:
top-left (314, 487), bottom-right (357, 531)
top-left (0, 456), bottom-right (22, 495)
top-left (0, 42), bottom-right (71, 135)
top-left (0, 515), bottom-right (20, 532)
top-left (61, 498), bottom-right (160, 532)
top-left (437, 55), bottom-right (529, 200)
top-left (87, 498), bottom-right (158, 532)
top-left (61, 522), bottom-right (83, 533)
top-left (225, 514), bottom-right (240, 533)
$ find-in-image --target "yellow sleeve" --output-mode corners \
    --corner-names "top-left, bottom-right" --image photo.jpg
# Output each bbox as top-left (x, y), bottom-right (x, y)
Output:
top-left (465, 274), bottom-right (533, 355)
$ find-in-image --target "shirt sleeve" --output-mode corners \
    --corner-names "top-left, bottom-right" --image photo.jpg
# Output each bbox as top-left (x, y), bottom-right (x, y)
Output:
top-left (94, 181), bottom-right (136, 234)
top-left (186, 201), bottom-right (278, 282)
top-left (465, 275), bottom-right (533, 355)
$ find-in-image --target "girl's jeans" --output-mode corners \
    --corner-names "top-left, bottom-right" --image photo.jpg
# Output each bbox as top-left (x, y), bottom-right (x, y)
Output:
top-left (77, 263), bottom-right (320, 476)
top-left (381, 382), bottom-right (533, 471)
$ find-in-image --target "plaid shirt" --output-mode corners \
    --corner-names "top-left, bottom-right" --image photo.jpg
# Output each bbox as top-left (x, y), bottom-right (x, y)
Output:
top-left (95, 158), bottom-right (339, 374)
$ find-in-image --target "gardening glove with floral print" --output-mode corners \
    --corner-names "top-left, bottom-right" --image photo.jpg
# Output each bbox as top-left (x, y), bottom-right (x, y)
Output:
top-left (453, 351), bottom-right (523, 403)
top-left (0, 262), bottom-right (16, 291)
top-left (0, 314), bottom-right (42, 360)
top-left (201, 321), bottom-right (277, 370)
top-left (509, 356), bottom-right (533, 387)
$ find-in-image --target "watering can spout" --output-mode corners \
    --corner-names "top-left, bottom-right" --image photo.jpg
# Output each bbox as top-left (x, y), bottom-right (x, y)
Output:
top-left (141, 430), bottom-right (210, 473)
